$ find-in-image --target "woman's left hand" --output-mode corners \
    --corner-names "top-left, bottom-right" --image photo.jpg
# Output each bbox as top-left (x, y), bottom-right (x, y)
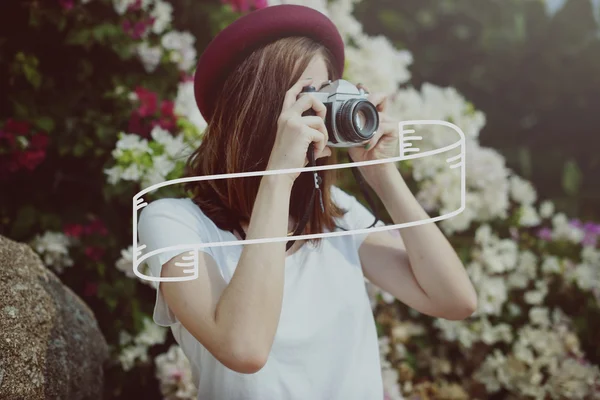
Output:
top-left (347, 84), bottom-right (399, 164)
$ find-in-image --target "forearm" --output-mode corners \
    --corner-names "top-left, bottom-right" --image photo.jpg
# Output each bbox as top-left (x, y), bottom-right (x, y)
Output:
top-left (215, 174), bottom-right (291, 360)
top-left (365, 164), bottom-right (477, 314)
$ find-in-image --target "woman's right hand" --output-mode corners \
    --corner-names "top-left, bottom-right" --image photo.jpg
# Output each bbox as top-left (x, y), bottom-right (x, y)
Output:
top-left (266, 77), bottom-right (332, 185)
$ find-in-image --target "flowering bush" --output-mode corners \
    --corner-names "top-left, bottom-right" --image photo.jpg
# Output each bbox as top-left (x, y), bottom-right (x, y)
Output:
top-left (1, 0), bottom-right (598, 399)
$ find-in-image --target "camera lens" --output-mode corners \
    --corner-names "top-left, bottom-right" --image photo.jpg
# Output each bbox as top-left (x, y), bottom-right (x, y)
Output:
top-left (336, 99), bottom-right (379, 143)
top-left (354, 110), bottom-right (366, 130)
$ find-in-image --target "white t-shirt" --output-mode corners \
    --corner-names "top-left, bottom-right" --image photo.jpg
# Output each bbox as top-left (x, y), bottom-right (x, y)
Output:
top-left (137, 185), bottom-right (385, 400)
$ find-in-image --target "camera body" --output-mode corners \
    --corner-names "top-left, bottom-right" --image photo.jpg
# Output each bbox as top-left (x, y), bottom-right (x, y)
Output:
top-left (299, 79), bottom-right (380, 148)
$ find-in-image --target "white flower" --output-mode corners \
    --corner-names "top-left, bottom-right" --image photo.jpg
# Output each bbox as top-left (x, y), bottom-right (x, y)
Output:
top-left (508, 303), bottom-right (522, 317)
top-left (507, 251), bottom-right (538, 290)
top-left (118, 344), bottom-right (147, 371)
top-left (544, 358), bottom-right (600, 399)
top-left (175, 81), bottom-right (208, 132)
top-left (551, 213), bottom-right (585, 244)
top-left (161, 31), bottom-right (197, 72)
top-left (519, 204), bottom-right (541, 227)
top-left (328, 0), bottom-right (364, 41)
top-left (524, 280), bottom-right (549, 305)
top-left (345, 35), bottom-right (412, 93)
top-left (268, 0), bottom-right (329, 15)
top-left (119, 331), bottom-right (133, 346)
top-left (378, 336), bottom-right (391, 357)
top-left (151, 154), bottom-right (176, 175)
top-left (393, 83), bottom-right (508, 231)
top-left (151, 127), bottom-right (188, 159)
top-left (135, 317), bottom-right (168, 347)
top-left (30, 231), bottom-right (74, 274)
top-left (104, 165), bottom-right (122, 185)
top-left (541, 255), bottom-right (561, 275)
top-left (481, 239), bottom-right (519, 274)
top-left (539, 200), bottom-right (555, 219)
top-left (151, 0), bottom-right (173, 34)
top-left (155, 345), bottom-right (197, 400)
top-left (113, 0), bottom-right (136, 15)
top-left (480, 318), bottom-right (513, 345)
top-left (141, 167), bottom-right (167, 188)
top-left (118, 318), bottom-right (167, 371)
top-left (581, 246), bottom-right (600, 264)
top-left (509, 175), bottom-right (537, 205)
top-left (119, 317), bottom-right (168, 371)
top-left (121, 163), bottom-right (143, 181)
top-left (115, 245), bottom-right (153, 286)
top-left (381, 366), bottom-right (403, 400)
top-left (433, 319), bottom-right (477, 348)
top-left (569, 263), bottom-right (599, 292)
top-left (136, 42), bottom-right (163, 73)
top-left (475, 224), bottom-right (493, 245)
top-left (529, 307), bottom-right (551, 328)
top-left (115, 132), bottom-right (152, 153)
top-left (474, 349), bottom-right (505, 393)
top-left (477, 277), bottom-right (508, 316)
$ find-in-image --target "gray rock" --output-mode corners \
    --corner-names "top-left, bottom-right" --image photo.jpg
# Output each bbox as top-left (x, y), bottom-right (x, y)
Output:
top-left (0, 235), bottom-right (109, 400)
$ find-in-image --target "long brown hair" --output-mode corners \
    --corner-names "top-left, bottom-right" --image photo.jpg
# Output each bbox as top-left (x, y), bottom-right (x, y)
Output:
top-left (184, 36), bottom-right (346, 245)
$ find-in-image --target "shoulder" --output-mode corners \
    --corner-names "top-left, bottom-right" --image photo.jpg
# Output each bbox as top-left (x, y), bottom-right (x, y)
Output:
top-left (139, 197), bottom-right (211, 226)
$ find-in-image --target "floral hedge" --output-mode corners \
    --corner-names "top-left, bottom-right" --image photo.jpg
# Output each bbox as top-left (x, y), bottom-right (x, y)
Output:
top-left (1, 0), bottom-right (599, 399)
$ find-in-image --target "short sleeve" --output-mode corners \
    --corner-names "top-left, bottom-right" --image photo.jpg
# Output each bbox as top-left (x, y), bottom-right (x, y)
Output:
top-left (137, 198), bottom-right (216, 327)
top-left (331, 186), bottom-right (386, 249)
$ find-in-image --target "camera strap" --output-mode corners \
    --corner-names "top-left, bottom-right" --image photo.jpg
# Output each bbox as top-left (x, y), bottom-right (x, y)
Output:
top-left (230, 144), bottom-right (384, 252)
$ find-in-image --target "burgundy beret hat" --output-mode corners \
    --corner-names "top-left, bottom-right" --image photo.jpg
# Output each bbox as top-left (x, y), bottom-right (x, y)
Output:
top-left (194, 4), bottom-right (345, 123)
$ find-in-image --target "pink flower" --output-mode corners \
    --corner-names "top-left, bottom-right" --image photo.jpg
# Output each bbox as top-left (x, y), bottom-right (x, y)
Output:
top-left (59, 0), bottom-right (74, 10)
top-left (180, 72), bottom-right (195, 82)
top-left (16, 150), bottom-right (46, 170)
top-left (64, 223), bottom-right (85, 238)
top-left (253, 0), bottom-right (268, 9)
top-left (4, 119), bottom-right (30, 135)
top-left (221, 0), bottom-right (268, 12)
top-left (160, 100), bottom-right (175, 117)
top-left (170, 369), bottom-right (183, 381)
top-left (88, 218), bottom-right (109, 236)
top-left (537, 227), bottom-right (553, 241)
top-left (84, 282), bottom-right (98, 297)
top-left (128, 0), bottom-right (143, 12)
top-left (0, 130), bottom-right (16, 149)
top-left (122, 18), bottom-right (154, 40)
top-left (135, 87), bottom-right (158, 117)
top-left (84, 246), bottom-right (105, 261)
top-left (30, 132), bottom-right (49, 150)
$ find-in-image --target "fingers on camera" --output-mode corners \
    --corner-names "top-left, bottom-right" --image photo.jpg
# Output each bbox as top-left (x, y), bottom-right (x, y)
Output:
top-left (283, 77), bottom-right (313, 111)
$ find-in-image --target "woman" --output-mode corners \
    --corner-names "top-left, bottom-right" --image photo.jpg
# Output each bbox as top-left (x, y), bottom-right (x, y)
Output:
top-left (138, 5), bottom-right (477, 400)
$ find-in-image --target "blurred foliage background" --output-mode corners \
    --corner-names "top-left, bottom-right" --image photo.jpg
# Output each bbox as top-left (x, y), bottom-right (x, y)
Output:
top-left (355, 0), bottom-right (600, 220)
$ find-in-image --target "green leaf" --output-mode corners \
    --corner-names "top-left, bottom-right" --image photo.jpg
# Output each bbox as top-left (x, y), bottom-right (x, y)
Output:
top-left (10, 205), bottom-right (37, 239)
top-left (375, 321), bottom-right (384, 337)
top-left (562, 159), bottom-right (582, 196)
top-left (518, 146), bottom-right (532, 178)
top-left (65, 28), bottom-right (92, 46)
top-left (34, 116), bottom-right (55, 133)
top-left (73, 142), bottom-right (86, 157)
top-left (92, 23), bottom-right (122, 43)
top-left (97, 262), bottom-right (106, 278)
top-left (11, 99), bottom-right (29, 120)
top-left (23, 64), bottom-right (42, 89)
top-left (39, 213), bottom-right (62, 230)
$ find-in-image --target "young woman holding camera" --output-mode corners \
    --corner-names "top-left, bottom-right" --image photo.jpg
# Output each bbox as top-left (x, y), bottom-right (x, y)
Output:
top-left (138, 5), bottom-right (477, 399)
